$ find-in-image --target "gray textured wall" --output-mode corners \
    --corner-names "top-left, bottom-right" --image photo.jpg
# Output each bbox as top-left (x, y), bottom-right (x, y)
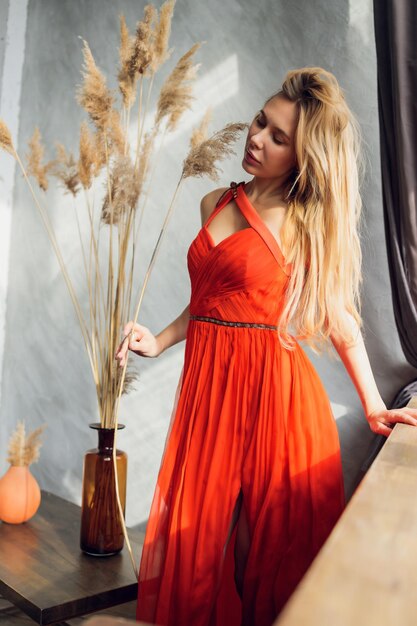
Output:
top-left (1, 0), bottom-right (416, 527)
top-left (0, 2), bottom-right (9, 84)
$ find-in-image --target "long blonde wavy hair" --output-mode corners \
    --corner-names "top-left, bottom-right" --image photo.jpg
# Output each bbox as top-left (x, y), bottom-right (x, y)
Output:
top-left (270, 67), bottom-right (365, 357)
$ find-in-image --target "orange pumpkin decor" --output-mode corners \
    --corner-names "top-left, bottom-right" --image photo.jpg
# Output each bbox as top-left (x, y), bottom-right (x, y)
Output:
top-left (0, 421), bottom-right (46, 524)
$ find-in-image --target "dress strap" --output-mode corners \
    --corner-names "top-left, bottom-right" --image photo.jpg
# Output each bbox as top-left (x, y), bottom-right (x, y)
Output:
top-left (215, 180), bottom-right (246, 206)
top-left (229, 180), bottom-right (246, 200)
top-left (204, 181), bottom-right (246, 228)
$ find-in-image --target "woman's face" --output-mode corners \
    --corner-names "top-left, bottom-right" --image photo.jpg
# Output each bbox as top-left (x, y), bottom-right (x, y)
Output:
top-left (243, 95), bottom-right (298, 183)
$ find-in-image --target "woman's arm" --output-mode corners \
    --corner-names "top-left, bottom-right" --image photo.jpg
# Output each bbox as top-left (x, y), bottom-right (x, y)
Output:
top-left (115, 303), bottom-right (190, 364)
top-left (330, 313), bottom-right (417, 436)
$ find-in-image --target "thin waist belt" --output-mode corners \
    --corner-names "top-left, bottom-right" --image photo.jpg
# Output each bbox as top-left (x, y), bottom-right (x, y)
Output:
top-left (189, 314), bottom-right (278, 330)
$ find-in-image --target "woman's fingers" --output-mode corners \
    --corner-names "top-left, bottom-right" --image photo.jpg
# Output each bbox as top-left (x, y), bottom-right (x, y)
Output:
top-left (115, 338), bottom-right (127, 359)
top-left (123, 321), bottom-right (146, 337)
top-left (374, 423), bottom-right (394, 437)
top-left (390, 408), bottom-right (417, 426)
top-left (115, 341), bottom-right (128, 366)
top-left (116, 321), bottom-right (151, 365)
top-left (370, 407), bottom-right (417, 437)
top-left (115, 324), bottom-right (134, 365)
top-left (123, 321), bottom-right (135, 337)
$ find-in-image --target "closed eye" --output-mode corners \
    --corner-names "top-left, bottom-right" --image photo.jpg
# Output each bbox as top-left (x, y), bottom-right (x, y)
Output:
top-left (254, 116), bottom-right (284, 145)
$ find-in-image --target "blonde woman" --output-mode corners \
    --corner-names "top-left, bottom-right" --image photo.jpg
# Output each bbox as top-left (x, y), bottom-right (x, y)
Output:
top-left (116, 67), bottom-right (417, 626)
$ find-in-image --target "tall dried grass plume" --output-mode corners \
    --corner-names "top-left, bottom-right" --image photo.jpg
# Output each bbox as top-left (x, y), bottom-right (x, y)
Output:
top-left (78, 121), bottom-right (96, 188)
top-left (118, 15), bottom-right (136, 108)
top-left (150, 0), bottom-right (175, 73)
top-left (129, 5), bottom-right (156, 78)
top-left (77, 40), bottom-right (114, 133)
top-left (26, 127), bottom-right (51, 191)
top-left (0, 119), bottom-right (14, 154)
top-left (136, 129), bottom-right (153, 186)
top-left (50, 143), bottom-right (81, 196)
top-left (155, 42), bottom-right (202, 131)
top-left (102, 155), bottom-right (142, 225)
top-left (183, 121), bottom-right (249, 180)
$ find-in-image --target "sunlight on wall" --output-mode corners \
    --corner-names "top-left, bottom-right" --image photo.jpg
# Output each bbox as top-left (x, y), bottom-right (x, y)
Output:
top-left (331, 401), bottom-right (352, 419)
top-left (349, 0), bottom-right (372, 47)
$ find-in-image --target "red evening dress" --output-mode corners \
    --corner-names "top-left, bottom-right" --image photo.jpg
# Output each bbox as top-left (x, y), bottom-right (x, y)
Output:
top-left (136, 180), bottom-right (346, 626)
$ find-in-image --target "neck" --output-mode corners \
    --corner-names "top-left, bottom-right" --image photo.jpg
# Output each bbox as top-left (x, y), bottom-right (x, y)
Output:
top-left (245, 176), bottom-right (289, 205)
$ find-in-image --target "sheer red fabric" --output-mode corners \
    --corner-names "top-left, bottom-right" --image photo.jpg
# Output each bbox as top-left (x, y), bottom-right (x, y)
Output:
top-left (136, 181), bottom-right (346, 626)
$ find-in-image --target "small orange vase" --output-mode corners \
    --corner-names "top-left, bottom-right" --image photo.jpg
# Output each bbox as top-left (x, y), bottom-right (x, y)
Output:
top-left (0, 465), bottom-right (41, 524)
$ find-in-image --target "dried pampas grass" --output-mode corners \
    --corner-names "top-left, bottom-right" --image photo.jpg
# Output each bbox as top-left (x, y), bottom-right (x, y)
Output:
top-left (118, 15), bottom-right (136, 109)
top-left (76, 40), bottom-right (127, 156)
top-left (0, 119), bottom-right (14, 154)
top-left (108, 109), bottom-right (127, 155)
top-left (136, 129), bottom-right (153, 187)
top-left (26, 127), bottom-right (51, 191)
top-left (150, 0), bottom-right (175, 74)
top-left (129, 5), bottom-right (156, 78)
top-left (102, 155), bottom-right (142, 225)
top-left (155, 42), bottom-right (202, 131)
top-left (78, 122), bottom-right (96, 189)
top-left (92, 129), bottom-right (110, 174)
top-left (6, 422), bottom-right (46, 467)
top-left (77, 40), bottom-right (114, 134)
top-left (118, 5), bottom-right (157, 109)
top-left (182, 121), bottom-right (249, 181)
top-left (118, 0), bottom-right (176, 106)
top-left (50, 143), bottom-right (81, 196)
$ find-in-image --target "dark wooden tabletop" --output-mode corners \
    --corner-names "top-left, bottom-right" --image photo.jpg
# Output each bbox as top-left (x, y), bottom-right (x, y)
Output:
top-left (0, 491), bottom-right (145, 625)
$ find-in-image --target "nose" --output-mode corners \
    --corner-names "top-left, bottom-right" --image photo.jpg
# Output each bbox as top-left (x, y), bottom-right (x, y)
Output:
top-left (249, 128), bottom-right (264, 150)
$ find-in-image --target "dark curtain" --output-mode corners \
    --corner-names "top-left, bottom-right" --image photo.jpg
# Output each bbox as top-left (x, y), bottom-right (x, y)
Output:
top-left (359, 0), bottom-right (417, 472)
top-left (373, 0), bottom-right (417, 367)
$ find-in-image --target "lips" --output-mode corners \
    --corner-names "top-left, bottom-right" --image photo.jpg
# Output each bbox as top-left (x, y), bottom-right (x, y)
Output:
top-left (245, 148), bottom-right (261, 164)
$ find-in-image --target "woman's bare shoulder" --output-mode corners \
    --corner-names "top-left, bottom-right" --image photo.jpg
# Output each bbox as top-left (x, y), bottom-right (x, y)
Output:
top-left (200, 186), bottom-right (230, 225)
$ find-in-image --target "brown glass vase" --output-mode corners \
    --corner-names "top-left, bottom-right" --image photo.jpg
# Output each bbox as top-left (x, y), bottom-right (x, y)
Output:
top-left (80, 422), bottom-right (127, 556)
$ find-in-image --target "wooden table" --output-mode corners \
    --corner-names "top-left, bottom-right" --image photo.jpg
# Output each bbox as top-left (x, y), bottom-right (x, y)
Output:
top-left (0, 490), bottom-right (145, 625)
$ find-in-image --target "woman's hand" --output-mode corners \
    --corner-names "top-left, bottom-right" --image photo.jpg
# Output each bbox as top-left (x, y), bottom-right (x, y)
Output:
top-left (115, 321), bottom-right (160, 366)
top-left (366, 406), bottom-right (417, 437)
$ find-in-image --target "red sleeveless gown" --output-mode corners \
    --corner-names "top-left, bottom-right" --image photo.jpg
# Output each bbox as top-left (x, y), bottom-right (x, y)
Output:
top-left (136, 180), bottom-right (346, 626)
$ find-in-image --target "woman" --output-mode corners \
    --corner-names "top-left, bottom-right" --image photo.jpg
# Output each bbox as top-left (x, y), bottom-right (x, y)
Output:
top-left (116, 67), bottom-right (417, 626)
